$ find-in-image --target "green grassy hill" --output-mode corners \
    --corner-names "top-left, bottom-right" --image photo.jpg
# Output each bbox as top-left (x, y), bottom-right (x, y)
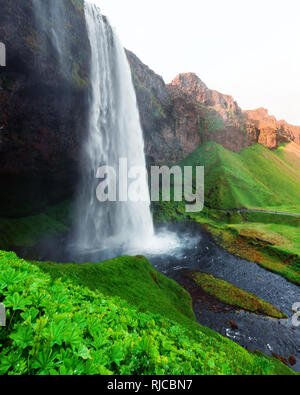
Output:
top-left (180, 142), bottom-right (300, 212)
top-left (154, 142), bottom-right (300, 285)
top-left (0, 251), bottom-right (294, 375)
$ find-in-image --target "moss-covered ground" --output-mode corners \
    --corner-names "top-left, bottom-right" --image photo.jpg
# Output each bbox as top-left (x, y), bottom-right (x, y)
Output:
top-left (191, 272), bottom-right (287, 319)
top-left (32, 256), bottom-right (199, 334)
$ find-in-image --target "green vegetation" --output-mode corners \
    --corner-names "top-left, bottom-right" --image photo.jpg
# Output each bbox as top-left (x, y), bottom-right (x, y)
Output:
top-left (0, 141), bottom-right (298, 375)
top-left (208, 222), bottom-right (300, 286)
top-left (228, 222), bottom-right (300, 264)
top-left (130, 69), bottom-right (167, 121)
top-left (192, 272), bottom-right (287, 319)
top-left (180, 142), bottom-right (300, 212)
top-left (32, 256), bottom-right (198, 333)
top-left (0, 251), bottom-right (294, 375)
top-left (153, 142), bottom-right (300, 285)
top-left (0, 201), bottom-right (72, 251)
top-left (198, 106), bottom-right (226, 133)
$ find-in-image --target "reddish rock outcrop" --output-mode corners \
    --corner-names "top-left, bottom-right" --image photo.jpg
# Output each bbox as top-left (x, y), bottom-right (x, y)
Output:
top-left (167, 73), bottom-right (259, 153)
top-left (129, 61), bottom-right (300, 164)
top-left (228, 320), bottom-right (239, 330)
top-left (244, 108), bottom-right (300, 150)
top-left (167, 74), bottom-right (300, 154)
top-left (170, 73), bottom-right (241, 122)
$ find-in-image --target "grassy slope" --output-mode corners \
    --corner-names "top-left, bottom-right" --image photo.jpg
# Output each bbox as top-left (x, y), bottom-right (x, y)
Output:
top-left (154, 142), bottom-right (300, 285)
top-left (192, 272), bottom-right (287, 319)
top-left (180, 142), bottom-right (300, 212)
top-left (32, 256), bottom-right (201, 334)
top-left (0, 251), bottom-right (294, 375)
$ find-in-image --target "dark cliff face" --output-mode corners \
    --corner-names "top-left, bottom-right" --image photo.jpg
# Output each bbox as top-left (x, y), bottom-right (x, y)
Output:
top-left (126, 51), bottom-right (203, 165)
top-left (126, 50), bottom-right (174, 166)
top-left (0, 0), bottom-right (90, 216)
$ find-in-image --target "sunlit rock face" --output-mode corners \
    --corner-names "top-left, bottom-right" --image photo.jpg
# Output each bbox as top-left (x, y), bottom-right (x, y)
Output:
top-left (169, 73), bottom-right (241, 120)
top-left (244, 108), bottom-right (300, 150)
top-left (128, 60), bottom-right (258, 164)
top-left (0, 0), bottom-right (90, 216)
top-left (128, 60), bottom-right (300, 165)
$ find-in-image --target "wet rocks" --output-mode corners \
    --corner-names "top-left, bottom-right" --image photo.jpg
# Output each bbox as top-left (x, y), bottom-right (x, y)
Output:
top-left (228, 320), bottom-right (239, 330)
top-left (288, 355), bottom-right (297, 366)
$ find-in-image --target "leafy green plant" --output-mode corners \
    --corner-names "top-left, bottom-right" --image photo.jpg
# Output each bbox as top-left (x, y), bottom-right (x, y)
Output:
top-left (0, 251), bottom-right (295, 375)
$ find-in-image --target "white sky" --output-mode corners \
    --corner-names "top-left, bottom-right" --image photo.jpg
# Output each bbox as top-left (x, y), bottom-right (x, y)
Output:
top-left (91, 0), bottom-right (300, 125)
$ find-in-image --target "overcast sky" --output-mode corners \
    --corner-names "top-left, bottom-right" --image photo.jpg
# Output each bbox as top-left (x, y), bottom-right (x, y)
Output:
top-left (91, 0), bottom-right (300, 125)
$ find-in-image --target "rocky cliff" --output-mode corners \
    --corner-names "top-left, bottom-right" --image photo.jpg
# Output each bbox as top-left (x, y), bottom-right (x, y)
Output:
top-left (127, 51), bottom-right (204, 166)
top-left (168, 73), bottom-right (259, 154)
top-left (127, 58), bottom-right (259, 163)
top-left (128, 57), bottom-right (300, 163)
top-left (244, 108), bottom-right (300, 149)
top-left (0, 0), bottom-right (90, 216)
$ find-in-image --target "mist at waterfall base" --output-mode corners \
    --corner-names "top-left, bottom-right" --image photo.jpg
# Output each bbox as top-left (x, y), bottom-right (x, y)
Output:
top-left (64, 2), bottom-right (200, 263)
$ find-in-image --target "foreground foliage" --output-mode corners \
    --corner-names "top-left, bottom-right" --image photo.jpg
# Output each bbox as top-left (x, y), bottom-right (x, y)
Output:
top-left (32, 256), bottom-right (198, 333)
top-left (0, 251), bottom-right (294, 375)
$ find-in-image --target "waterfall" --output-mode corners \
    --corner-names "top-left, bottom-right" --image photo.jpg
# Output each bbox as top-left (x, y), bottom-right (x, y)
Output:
top-left (31, 0), bottom-right (181, 261)
top-left (75, 2), bottom-right (154, 253)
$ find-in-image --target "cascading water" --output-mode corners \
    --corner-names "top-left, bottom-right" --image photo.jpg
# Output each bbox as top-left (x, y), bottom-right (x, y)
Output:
top-left (29, 0), bottom-right (196, 262)
top-left (75, 2), bottom-right (154, 253)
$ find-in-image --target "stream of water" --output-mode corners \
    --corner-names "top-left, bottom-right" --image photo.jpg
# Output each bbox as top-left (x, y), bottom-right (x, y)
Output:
top-left (149, 224), bottom-right (300, 372)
